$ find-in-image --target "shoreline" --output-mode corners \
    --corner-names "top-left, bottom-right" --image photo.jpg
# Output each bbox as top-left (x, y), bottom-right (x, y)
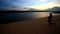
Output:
top-left (0, 15), bottom-right (60, 34)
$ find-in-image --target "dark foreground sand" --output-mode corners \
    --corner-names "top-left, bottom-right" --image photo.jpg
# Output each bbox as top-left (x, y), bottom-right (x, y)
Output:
top-left (0, 15), bottom-right (60, 34)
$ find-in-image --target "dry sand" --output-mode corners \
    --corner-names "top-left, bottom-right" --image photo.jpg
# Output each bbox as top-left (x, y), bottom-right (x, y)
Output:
top-left (0, 15), bottom-right (60, 34)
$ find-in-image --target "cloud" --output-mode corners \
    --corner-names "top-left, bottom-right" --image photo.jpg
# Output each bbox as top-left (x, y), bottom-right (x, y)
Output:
top-left (24, 1), bottom-right (60, 10)
top-left (18, 7), bottom-right (30, 11)
top-left (48, 0), bottom-right (60, 7)
top-left (0, 0), bottom-right (60, 10)
top-left (0, 6), bottom-right (19, 10)
top-left (0, 5), bottom-right (27, 10)
top-left (51, 0), bottom-right (60, 4)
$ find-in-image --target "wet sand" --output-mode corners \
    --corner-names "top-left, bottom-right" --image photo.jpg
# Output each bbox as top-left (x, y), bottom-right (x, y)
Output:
top-left (0, 15), bottom-right (60, 34)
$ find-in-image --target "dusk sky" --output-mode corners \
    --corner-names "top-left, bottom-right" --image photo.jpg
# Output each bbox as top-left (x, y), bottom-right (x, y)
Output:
top-left (0, 0), bottom-right (60, 10)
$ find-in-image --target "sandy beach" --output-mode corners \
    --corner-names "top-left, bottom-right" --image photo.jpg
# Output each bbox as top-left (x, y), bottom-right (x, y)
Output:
top-left (0, 15), bottom-right (60, 34)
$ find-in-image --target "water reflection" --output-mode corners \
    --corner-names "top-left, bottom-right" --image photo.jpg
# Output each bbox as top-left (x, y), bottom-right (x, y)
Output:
top-left (33, 12), bottom-right (50, 18)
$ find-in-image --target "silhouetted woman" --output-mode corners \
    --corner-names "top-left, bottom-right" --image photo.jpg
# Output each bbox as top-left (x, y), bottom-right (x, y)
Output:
top-left (48, 12), bottom-right (52, 26)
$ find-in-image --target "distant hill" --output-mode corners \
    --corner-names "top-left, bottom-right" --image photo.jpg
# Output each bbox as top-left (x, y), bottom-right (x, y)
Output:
top-left (46, 7), bottom-right (60, 11)
top-left (46, 7), bottom-right (60, 13)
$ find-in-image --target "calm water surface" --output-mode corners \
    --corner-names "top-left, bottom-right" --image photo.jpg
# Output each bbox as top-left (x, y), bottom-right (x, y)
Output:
top-left (0, 12), bottom-right (59, 23)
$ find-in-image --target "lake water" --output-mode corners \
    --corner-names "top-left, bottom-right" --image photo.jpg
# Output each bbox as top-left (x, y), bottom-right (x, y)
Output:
top-left (0, 12), bottom-right (59, 23)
